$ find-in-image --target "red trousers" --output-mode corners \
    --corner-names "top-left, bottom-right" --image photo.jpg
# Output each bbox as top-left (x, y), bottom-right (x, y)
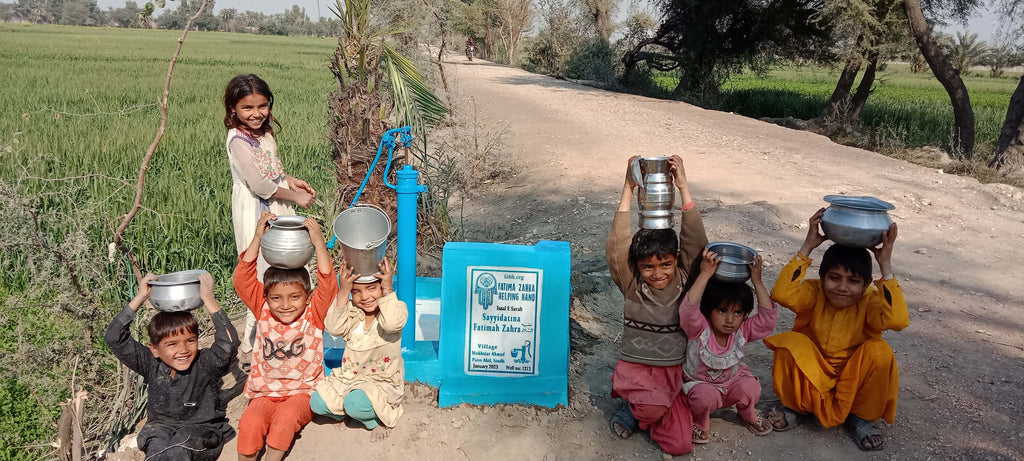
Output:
top-left (236, 394), bottom-right (313, 456)
top-left (611, 361), bottom-right (694, 455)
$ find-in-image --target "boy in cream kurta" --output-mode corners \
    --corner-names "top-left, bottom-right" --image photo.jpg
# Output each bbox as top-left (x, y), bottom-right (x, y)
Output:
top-left (312, 259), bottom-right (408, 442)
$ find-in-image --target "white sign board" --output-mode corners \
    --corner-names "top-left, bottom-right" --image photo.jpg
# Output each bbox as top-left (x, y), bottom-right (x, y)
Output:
top-left (464, 266), bottom-right (541, 376)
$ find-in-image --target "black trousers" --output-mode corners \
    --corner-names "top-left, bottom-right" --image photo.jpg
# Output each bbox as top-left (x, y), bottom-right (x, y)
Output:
top-left (138, 421), bottom-right (231, 461)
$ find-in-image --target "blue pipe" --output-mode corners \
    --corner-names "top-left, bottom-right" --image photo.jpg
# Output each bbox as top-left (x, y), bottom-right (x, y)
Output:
top-left (395, 165), bottom-right (426, 350)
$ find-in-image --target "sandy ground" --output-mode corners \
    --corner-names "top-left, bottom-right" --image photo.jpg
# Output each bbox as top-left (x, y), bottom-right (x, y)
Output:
top-left (197, 57), bottom-right (1023, 460)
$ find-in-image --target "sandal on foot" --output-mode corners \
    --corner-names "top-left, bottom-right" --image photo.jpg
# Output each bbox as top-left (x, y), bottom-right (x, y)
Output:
top-left (744, 411), bottom-right (774, 436)
top-left (845, 414), bottom-right (885, 451)
top-left (610, 404), bottom-right (638, 439)
top-left (692, 425), bottom-right (710, 444)
top-left (766, 405), bottom-right (804, 432)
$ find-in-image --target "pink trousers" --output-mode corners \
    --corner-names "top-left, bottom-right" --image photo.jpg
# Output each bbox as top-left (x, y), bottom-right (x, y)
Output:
top-left (685, 376), bottom-right (761, 431)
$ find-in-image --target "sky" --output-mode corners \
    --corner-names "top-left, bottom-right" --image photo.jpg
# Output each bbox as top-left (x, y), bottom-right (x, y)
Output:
top-left (94, 0), bottom-right (1003, 42)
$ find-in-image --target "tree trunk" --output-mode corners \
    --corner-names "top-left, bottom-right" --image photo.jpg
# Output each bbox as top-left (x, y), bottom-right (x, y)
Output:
top-left (904, 0), bottom-right (975, 157)
top-left (988, 75), bottom-right (1024, 170)
top-left (848, 51), bottom-right (878, 120)
top-left (821, 57), bottom-right (861, 120)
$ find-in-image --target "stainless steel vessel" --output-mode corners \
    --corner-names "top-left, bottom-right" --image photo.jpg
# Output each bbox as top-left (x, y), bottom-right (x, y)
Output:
top-left (261, 215), bottom-right (315, 269)
top-left (630, 156), bottom-right (675, 229)
top-left (821, 195), bottom-right (894, 248)
top-left (705, 242), bottom-right (757, 283)
top-left (149, 269), bottom-right (207, 312)
top-left (333, 204), bottom-right (391, 283)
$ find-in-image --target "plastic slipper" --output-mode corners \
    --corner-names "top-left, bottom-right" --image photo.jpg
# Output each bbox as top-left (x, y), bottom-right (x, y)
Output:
top-left (692, 425), bottom-right (710, 444)
top-left (845, 414), bottom-right (885, 451)
top-left (744, 411), bottom-right (774, 436)
top-left (610, 403), bottom-right (638, 439)
top-left (767, 404), bottom-right (804, 432)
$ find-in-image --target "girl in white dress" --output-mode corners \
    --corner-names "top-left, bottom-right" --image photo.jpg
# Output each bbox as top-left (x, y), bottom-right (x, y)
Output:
top-left (223, 74), bottom-right (317, 360)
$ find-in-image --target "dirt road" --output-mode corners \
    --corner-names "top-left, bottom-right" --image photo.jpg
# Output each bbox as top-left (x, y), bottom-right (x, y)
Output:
top-left (215, 58), bottom-right (1024, 460)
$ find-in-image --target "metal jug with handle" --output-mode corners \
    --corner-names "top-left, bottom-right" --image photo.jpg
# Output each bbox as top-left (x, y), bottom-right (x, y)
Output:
top-left (630, 156), bottom-right (675, 229)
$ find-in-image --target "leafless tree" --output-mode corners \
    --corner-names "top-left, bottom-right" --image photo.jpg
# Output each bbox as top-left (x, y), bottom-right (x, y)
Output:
top-left (492, 0), bottom-right (533, 67)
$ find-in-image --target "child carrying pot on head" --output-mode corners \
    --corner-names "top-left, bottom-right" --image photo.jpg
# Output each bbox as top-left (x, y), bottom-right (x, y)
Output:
top-left (105, 272), bottom-right (239, 461)
top-left (233, 211), bottom-right (337, 461)
top-left (679, 249), bottom-right (778, 444)
top-left (311, 258), bottom-right (408, 442)
top-left (764, 208), bottom-right (906, 452)
top-left (607, 154), bottom-right (708, 457)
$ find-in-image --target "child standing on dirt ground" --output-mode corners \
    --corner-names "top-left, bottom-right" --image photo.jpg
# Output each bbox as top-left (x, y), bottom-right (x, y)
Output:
top-left (223, 74), bottom-right (317, 368)
top-left (764, 208), bottom-right (907, 452)
top-left (310, 259), bottom-right (408, 442)
top-left (233, 211), bottom-right (337, 461)
top-left (679, 249), bottom-right (777, 443)
top-left (607, 154), bottom-right (708, 456)
top-left (105, 272), bottom-right (239, 460)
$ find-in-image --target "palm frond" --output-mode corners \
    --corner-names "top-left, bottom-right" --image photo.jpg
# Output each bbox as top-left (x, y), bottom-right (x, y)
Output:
top-left (382, 43), bottom-right (448, 127)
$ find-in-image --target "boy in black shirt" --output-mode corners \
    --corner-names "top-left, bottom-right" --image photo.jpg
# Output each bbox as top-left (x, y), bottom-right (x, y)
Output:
top-left (105, 272), bottom-right (239, 460)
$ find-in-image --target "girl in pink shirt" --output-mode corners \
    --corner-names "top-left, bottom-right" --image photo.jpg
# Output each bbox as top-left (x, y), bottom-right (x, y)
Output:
top-left (679, 248), bottom-right (778, 443)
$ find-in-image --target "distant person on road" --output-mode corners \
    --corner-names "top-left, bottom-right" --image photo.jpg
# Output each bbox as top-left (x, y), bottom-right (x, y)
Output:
top-left (606, 154), bottom-right (708, 456)
top-left (764, 208), bottom-right (907, 451)
top-left (222, 74), bottom-right (318, 367)
top-left (678, 249), bottom-right (777, 443)
top-left (105, 272), bottom-right (239, 461)
top-left (311, 258), bottom-right (408, 442)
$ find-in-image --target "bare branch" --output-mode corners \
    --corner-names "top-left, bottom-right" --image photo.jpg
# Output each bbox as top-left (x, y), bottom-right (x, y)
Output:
top-left (113, 0), bottom-right (214, 277)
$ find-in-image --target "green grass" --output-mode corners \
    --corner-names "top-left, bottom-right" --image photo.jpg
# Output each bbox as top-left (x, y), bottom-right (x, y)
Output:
top-left (656, 63), bottom-right (1019, 152)
top-left (0, 24), bottom-right (342, 458)
top-left (0, 24), bottom-right (339, 292)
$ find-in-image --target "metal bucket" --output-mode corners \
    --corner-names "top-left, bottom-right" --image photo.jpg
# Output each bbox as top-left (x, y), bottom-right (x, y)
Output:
top-left (333, 204), bottom-right (391, 283)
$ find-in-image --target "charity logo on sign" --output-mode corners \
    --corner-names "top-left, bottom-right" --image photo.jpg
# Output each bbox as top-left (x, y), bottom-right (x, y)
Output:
top-left (464, 266), bottom-right (541, 376)
top-left (474, 273), bottom-right (497, 310)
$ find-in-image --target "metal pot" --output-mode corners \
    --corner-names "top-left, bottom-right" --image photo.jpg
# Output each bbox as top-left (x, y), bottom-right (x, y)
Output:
top-left (261, 215), bottom-right (315, 269)
top-left (149, 269), bottom-right (207, 312)
top-left (333, 204), bottom-right (391, 283)
top-left (820, 195), bottom-right (894, 248)
top-left (630, 156), bottom-right (675, 229)
top-left (705, 242), bottom-right (757, 283)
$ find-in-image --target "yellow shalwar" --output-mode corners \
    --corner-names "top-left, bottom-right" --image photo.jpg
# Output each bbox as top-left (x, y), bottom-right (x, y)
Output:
top-left (764, 253), bottom-right (909, 428)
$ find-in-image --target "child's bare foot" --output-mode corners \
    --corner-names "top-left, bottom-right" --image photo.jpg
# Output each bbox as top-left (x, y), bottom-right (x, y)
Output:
top-left (371, 425), bottom-right (392, 442)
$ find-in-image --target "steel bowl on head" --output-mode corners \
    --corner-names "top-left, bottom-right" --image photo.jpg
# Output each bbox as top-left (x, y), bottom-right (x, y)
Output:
top-left (704, 242), bottom-right (758, 283)
top-left (820, 195), bottom-right (895, 248)
top-left (261, 215), bottom-right (315, 269)
top-left (148, 269), bottom-right (208, 312)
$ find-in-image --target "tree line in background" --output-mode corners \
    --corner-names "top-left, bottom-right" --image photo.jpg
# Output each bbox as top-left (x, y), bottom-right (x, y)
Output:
top-left (0, 0), bottom-right (342, 36)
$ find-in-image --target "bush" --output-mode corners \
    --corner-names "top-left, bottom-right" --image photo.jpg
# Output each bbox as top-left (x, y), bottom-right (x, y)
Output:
top-left (564, 39), bottom-right (618, 84)
top-left (0, 379), bottom-right (53, 461)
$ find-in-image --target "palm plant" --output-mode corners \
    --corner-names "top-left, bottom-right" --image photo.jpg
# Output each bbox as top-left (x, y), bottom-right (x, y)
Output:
top-left (327, 0), bottom-right (447, 201)
top-left (946, 31), bottom-right (989, 76)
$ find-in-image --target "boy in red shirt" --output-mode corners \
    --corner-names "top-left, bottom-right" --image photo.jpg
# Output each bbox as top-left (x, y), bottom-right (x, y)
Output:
top-left (234, 211), bottom-right (337, 461)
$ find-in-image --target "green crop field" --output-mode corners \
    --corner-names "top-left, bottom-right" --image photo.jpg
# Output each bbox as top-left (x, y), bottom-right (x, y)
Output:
top-left (0, 24), bottom-right (341, 459)
top-left (657, 64), bottom-right (1019, 153)
top-left (0, 24), bottom-right (339, 293)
